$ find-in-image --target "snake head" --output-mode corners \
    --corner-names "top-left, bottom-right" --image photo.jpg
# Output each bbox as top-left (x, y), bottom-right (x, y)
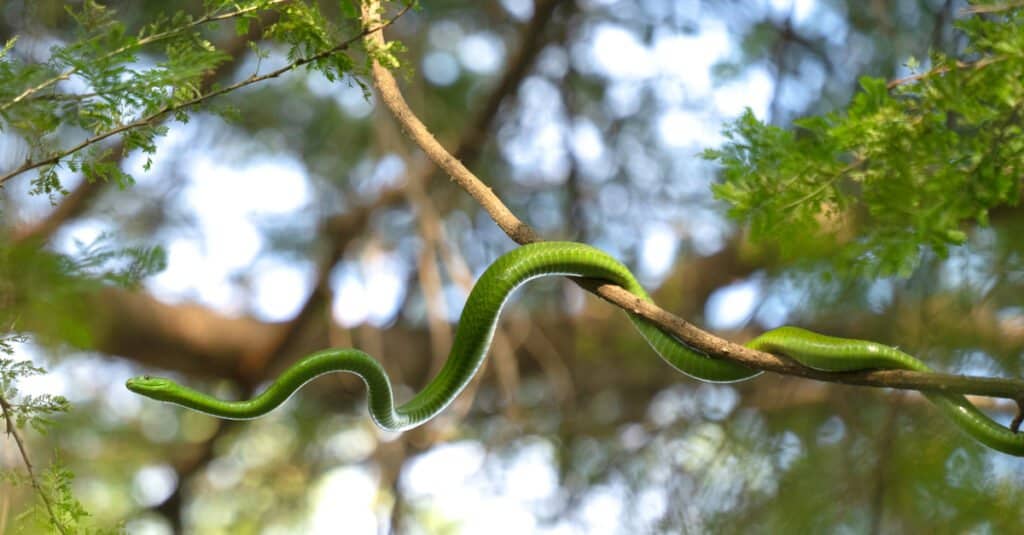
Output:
top-left (125, 375), bottom-right (178, 401)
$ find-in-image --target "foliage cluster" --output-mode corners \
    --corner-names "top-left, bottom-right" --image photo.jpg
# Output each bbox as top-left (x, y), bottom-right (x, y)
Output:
top-left (705, 8), bottom-right (1024, 276)
top-left (0, 236), bottom-right (167, 532)
top-left (0, 0), bottom-right (411, 193)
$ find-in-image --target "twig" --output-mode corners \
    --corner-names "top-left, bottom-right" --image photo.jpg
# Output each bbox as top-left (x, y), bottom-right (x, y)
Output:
top-left (887, 56), bottom-right (1003, 89)
top-left (0, 0), bottom-right (293, 112)
top-left (959, 1), bottom-right (1024, 15)
top-left (1012, 398), bottom-right (1024, 433)
top-left (11, 6), bottom-right (283, 246)
top-left (360, 0), bottom-right (1024, 405)
top-left (0, 4), bottom-right (413, 186)
top-left (0, 394), bottom-right (67, 535)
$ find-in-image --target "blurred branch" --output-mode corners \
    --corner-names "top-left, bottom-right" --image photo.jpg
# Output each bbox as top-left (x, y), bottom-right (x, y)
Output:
top-left (360, 2), bottom-right (540, 245)
top-left (361, 0), bottom-right (1024, 403)
top-left (452, 0), bottom-right (567, 165)
top-left (0, 394), bottom-right (66, 535)
top-left (437, 226), bottom-right (522, 420)
top-left (556, 6), bottom-right (587, 240)
top-left (959, 1), bottom-right (1024, 15)
top-left (405, 178), bottom-right (452, 372)
top-left (406, 174), bottom-right (523, 423)
top-left (152, 423), bottom-right (231, 532)
top-left (929, 0), bottom-right (953, 52)
top-left (868, 394), bottom-right (902, 534)
top-left (376, 434), bottom-right (412, 532)
top-left (886, 56), bottom-right (1003, 89)
top-left (0, 484), bottom-right (8, 533)
top-left (10, 180), bottom-right (104, 244)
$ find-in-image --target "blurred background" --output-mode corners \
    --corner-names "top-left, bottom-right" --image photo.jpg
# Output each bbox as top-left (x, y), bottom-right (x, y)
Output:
top-left (2, 0), bottom-right (1023, 533)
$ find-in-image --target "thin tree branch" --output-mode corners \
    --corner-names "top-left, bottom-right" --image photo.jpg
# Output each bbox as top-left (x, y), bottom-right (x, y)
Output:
top-left (361, 0), bottom-right (1024, 404)
top-left (959, 1), bottom-right (1024, 15)
top-left (0, 0), bottom-right (294, 112)
top-left (886, 56), bottom-right (1003, 89)
top-left (11, 6), bottom-right (283, 245)
top-left (0, 5), bottom-right (413, 186)
top-left (360, 2), bottom-right (540, 245)
top-left (405, 168), bottom-right (453, 372)
top-left (0, 394), bottom-right (66, 535)
top-left (582, 279), bottom-right (1024, 399)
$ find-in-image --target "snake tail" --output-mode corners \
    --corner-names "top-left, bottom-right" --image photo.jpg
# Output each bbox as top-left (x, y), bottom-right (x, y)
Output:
top-left (748, 326), bottom-right (1024, 456)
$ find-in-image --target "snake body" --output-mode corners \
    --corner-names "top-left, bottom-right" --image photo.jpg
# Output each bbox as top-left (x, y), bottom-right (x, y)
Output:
top-left (126, 242), bottom-right (1024, 456)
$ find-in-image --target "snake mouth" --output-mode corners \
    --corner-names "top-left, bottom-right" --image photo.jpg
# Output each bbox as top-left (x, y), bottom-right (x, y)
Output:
top-left (125, 375), bottom-right (172, 396)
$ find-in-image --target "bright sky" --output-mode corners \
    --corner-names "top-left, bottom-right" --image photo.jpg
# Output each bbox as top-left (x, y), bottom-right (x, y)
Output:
top-left (4, 0), bottom-right (893, 532)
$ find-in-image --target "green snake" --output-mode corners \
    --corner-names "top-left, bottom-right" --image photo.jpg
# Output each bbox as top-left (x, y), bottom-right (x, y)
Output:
top-left (126, 241), bottom-right (1024, 456)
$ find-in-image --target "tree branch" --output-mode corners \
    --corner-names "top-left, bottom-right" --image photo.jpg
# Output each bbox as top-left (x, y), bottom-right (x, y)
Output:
top-left (0, 4), bottom-right (413, 186)
top-left (10, 5), bottom-right (280, 245)
top-left (959, 1), bottom-right (1024, 15)
top-left (886, 56), bottom-right (1004, 89)
top-left (360, 0), bottom-right (1024, 404)
top-left (0, 0), bottom-right (293, 113)
top-left (360, 2), bottom-right (540, 245)
top-left (0, 394), bottom-right (66, 535)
